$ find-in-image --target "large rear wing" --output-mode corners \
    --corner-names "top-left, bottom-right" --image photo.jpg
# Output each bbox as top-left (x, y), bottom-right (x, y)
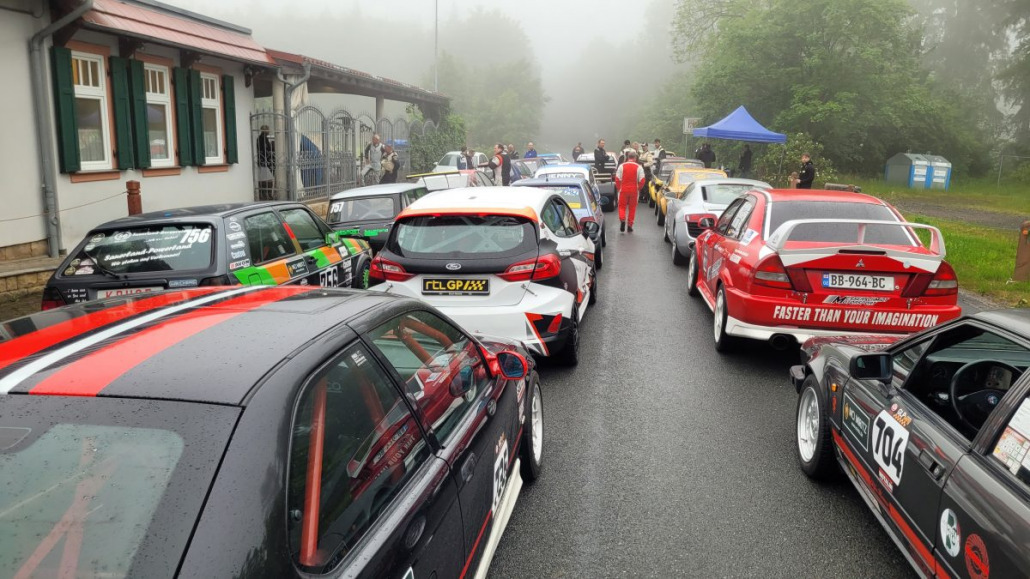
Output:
top-left (766, 219), bottom-right (946, 272)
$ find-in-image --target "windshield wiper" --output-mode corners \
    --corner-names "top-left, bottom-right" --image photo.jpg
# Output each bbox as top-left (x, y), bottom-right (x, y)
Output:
top-left (81, 249), bottom-right (122, 280)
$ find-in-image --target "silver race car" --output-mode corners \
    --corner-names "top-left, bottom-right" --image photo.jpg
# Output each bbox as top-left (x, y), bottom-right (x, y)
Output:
top-left (665, 178), bottom-right (770, 265)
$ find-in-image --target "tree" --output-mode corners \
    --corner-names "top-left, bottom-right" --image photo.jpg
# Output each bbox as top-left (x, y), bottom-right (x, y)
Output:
top-left (999, 0), bottom-right (1030, 151)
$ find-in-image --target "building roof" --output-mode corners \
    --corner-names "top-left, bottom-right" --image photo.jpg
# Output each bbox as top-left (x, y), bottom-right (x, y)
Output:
top-left (82, 0), bottom-right (274, 65)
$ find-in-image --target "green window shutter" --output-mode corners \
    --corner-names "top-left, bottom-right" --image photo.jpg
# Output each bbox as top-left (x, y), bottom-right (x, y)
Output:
top-left (128, 59), bottom-right (150, 169)
top-left (188, 69), bottom-right (206, 166)
top-left (109, 56), bottom-right (134, 170)
top-left (172, 67), bottom-right (193, 166)
top-left (222, 74), bottom-right (238, 164)
top-left (50, 46), bottom-right (80, 173)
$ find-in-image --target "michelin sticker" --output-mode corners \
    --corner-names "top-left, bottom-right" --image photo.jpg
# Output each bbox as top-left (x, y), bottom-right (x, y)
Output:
top-left (939, 508), bottom-right (961, 558)
top-left (872, 410), bottom-right (909, 486)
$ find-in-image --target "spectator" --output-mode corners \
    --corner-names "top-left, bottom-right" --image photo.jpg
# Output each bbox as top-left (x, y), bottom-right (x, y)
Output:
top-left (465, 148), bottom-right (476, 170)
top-left (652, 138), bottom-right (666, 173)
top-left (572, 142), bottom-right (584, 160)
top-left (738, 144), bottom-right (753, 178)
top-left (457, 146), bottom-right (469, 170)
top-left (697, 143), bottom-right (716, 168)
top-left (796, 153), bottom-right (815, 189)
top-left (593, 139), bottom-right (608, 174)
top-left (524, 142), bottom-right (538, 159)
top-left (638, 143), bottom-right (654, 202)
top-left (614, 150), bottom-right (645, 232)
top-left (364, 133), bottom-right (385, 172)
top-left (380, 145), bottom-right (400, 183)
top-left (618, 140), bottom-right (634, 165)
top-left (256, 125), bottom-right (276, 200)
top-left (507, 144), bottom-right (519, 160)
top-left (488, 143), bottom-right (511, 186)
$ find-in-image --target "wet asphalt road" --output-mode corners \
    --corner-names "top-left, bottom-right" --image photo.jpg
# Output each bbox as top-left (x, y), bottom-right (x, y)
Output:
top-left (489, 206), bottom-right (932, 578)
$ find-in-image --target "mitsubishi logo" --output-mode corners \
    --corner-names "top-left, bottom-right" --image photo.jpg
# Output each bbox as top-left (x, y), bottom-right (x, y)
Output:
top-left (855, 259), bottom-right (865, 268)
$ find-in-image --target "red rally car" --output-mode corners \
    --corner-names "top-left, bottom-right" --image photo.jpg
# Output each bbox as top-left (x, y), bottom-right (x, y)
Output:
top-left (687, 189), bottom-right (962, 351)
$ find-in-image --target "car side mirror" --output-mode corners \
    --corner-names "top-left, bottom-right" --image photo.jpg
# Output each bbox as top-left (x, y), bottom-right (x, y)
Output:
top-left (698, 217), bottom-right (716, 230)
top-left (849, 353), bottom-right (893, 382)
top-left (582, 220), bottom-right (600, 239)
top-left (496, 351), bottom-right (528, 380)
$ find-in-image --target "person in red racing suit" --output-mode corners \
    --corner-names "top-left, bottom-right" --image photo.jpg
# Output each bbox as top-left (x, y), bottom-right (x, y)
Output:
top-left (614, 150), bottom-right (645, 232)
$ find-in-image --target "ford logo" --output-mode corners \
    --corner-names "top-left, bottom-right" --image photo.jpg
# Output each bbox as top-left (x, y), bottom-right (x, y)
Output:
top-left (445, 263), bottom-right (462, 271)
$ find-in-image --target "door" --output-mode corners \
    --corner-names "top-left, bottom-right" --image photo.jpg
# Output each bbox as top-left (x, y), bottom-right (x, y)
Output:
top-left (278, 206), bottom-right (354, 288)
top-left (233, 210), bottom-right (304, 286)
top-left (365, 310), bottom-right (519, 574)
top-left (542, 198), bottom-right (592, 313)
top-left (698, 197), bottom-right (746, 297)
top-left (284, 341), bottom-right (464, 578)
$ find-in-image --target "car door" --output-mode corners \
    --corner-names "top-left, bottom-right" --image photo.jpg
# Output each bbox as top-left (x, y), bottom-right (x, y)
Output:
top-left (231, 210), bottom-right (305, 286)
top-left (277, 205), bottom-right (354, 288)
top-left (365, 310), bottom-right (520, 575)
top-left (698, 197), bottom-right (746, 297)
top-left (542, 198), bottom-right (592, 311)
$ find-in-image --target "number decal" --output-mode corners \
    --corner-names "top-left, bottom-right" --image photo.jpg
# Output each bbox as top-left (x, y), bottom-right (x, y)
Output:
top-left (492, 433), bottom-right (509, 513)
top-left (872, 411), bottom-right (909, 485)
top-left (178, 228), bottom-right (211, 244)
top-left (318, 266), bottom-right (340, 287)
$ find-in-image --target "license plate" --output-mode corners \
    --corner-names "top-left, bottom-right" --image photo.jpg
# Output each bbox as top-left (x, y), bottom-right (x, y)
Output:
top-left (821, 273), bottom-right (893, 292)
top-left (421, 278), bottom-right (489, 296)
top-left (96, 287), bottom-right (161, 299)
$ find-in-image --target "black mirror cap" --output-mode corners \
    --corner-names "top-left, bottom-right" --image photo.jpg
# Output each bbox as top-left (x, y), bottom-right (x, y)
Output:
top-left (698, 217), bottom-right (716, 229)
top-left (496, 351), bottom-right (528, 380)
top-left (849, 353), bottom-right (893, 382)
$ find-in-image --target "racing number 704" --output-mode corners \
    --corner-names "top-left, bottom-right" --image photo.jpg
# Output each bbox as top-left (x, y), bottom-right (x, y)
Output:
top-left (872, 412), bottom-right (909, 485)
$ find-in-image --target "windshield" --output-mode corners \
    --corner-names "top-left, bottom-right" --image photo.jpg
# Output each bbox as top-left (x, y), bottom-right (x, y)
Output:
top-left (0, 397), bottom-right (236, 578)
top-left (703, 184), bottom-right (755, 205)
top-left (529, 186), bottom-right (589, 210)
top-left (437, 153), bottom-right (458, 166)
top-left (768, 201), bottom-right (915, 246)
top-left (65, 225), bottom-right (214, 276)
top-left (327, 197), bottom-right (397, 223)
top-left (416, 173), bottom-right (468, 192)
top-left (390, 215), bottom-right (537, 258)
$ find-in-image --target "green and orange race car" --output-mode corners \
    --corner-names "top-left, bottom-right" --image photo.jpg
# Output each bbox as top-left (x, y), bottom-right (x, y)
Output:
top-left (41, 201), bottom-right (372, 309)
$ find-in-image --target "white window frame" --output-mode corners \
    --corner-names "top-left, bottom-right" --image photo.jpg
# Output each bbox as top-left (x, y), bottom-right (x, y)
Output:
top-left (199, 72), bottom-right (223, 165)
top-left (143, 64), bottom-right (175, 168)
top-left (71, 51), bottom-right (112, 171)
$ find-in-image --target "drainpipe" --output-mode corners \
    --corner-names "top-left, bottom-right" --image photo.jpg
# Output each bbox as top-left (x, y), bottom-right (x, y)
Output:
top-left (276, 63), bottom-right (310, 201)
top-left (29, 0), bottom-right (94, 258)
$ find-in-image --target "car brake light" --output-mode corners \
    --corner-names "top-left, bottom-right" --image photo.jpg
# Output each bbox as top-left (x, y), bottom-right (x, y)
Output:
top-left (498, 253), bottom-right (562, 282)
top-left (925, 261), bottom-right (958, 296)
top-left (40, 286), bottom-right (66, 311)
top-left (369, 256), bottom-right (414, 282)
top-left (753, 255), bottom-right (794, 290)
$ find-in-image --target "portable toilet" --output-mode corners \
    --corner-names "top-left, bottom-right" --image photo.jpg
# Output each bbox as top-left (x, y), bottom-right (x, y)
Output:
top-left (924, 155), bottom-right (952, 190)
top-left (885, 153), bottom-right (931, 189)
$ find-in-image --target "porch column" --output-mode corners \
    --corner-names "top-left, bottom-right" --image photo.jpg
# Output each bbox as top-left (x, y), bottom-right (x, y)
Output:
top-left (272, 79), bottom-right (288, 197)
top-left (375, 96), bottom-right (385, 121)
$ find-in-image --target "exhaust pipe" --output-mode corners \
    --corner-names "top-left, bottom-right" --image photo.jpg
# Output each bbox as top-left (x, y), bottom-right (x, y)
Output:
top-left (769, 334), bottom-right (795, 351)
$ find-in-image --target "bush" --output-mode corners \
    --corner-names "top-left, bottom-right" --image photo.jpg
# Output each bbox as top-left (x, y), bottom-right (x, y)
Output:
top-left (408, 112), bottom-right (467, 173)
top-left (753, 133), bottom-right (839, 187)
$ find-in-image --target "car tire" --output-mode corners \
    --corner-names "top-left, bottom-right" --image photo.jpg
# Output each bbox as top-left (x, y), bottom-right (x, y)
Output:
top-left (554, 308), bottom-right (580, 366)
top-left (713, 285), bottom-right (736, 353)
top-left (520, 372), bottom-right (544, 483)
top-left (657, 208), bottom-right (665, 227)
top-left (648, 197), bottom-right (656, 209)
top-left (601, 228), bottom-right (607, 247)
top-left (684, 249), bottom-right (698, 290)
top-left (353, 259), bottom-right (371, 289)
top-left (594, 244), bottom-right (603, 271)
top-left (589, 266), bottom-right (599, 304)
top-left (796, 375), bottom-right (837, 480)
top-left (663, 223), bottom-right (671, 243)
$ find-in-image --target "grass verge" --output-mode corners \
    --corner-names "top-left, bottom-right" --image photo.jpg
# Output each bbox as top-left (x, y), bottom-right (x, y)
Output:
top-left (846, 177), bottom-right (1030, 217)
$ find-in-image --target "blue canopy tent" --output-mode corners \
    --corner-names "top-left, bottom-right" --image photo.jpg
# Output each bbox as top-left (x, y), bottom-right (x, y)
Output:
top-left (692, 106), bottom-right (786, 143)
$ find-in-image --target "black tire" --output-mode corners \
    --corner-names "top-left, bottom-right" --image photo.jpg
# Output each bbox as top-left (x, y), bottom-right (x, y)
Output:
top-left (352, 259), bottom-right (371, 289)
top-left (648, 196), bottom-right (656, 208)
top-left (554, 308), bottom-right (580, 366)
top-left (663, 223), bottom-right (671, 243)
top-left (594, 244), bottom-right (603, 271)
top-left (713, 285), bottom-right (736, 353)
top-left (796, 375), bottom-right (837, 480)
top-left (657, 208), bottom-right (665, 227)
top-left (684, 249), bottom-right (698, 291)
top-left (589, 269), bottom-right (599, 305)
top-left (520, 372), bottom-right (544, 483)
top-left (601, 228), bottom-right (607, 247)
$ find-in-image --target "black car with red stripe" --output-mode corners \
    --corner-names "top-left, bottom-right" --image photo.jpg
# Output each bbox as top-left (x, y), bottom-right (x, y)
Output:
top-left (0, 286), bottom-right (543, 578)
top-left (792, 311), bottom-right (1030, 578)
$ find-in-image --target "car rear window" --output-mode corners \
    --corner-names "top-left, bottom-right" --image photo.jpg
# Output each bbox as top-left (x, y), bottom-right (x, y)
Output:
top-left (0, 397), bottom-right (237, 578)
top-left (532, 186), bottom-right (589, 209)
top-left (327, 197), bottom-right (397, 223)
top-left (65, 225), bottom-right (214, 276)
top-left (768, 201), bottom-right (915, 246)
top-left (438, 153), bottom-right (458, 166)
top-left (389, 215), bottom-right (537, 258)
top-left (703, 184), bottom-right (755, 204)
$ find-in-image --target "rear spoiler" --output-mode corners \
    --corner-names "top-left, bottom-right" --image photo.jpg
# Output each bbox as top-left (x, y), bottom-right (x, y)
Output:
top-left (406, 170), bottom-right (459, 179)
top-left (766, 219), bottom-right (946, 272)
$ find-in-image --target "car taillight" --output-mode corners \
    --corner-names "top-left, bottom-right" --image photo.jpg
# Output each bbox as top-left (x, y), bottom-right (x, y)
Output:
top-left (369, 256), bottom-right (414, 282)
top-left (684, 212), bottom-right (717, 224)
top-left (40, 286), bottom-right (66, 311)
top-left (498, 253), bottom-right (562, 282)
top-left (753, 255), bottom-right (794, 290)
top-left (925, 261), bottom-right (958, 296)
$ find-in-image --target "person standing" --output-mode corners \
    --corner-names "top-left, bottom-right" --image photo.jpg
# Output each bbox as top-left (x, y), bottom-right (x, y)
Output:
top-left (488, 143), bottom-right (511, 186)
top-left (697, 143), bottom-right (716, 168)
top-left (524, 142), bottom-right (538, 159)
top-left (614, 150), bottom-right (645, 233)
top-left (457, 146), bottom-right (470, 170)
top-left (572, 142), bottom-right (584, 160)
top-left (380, 145), bottom-right (400, 183)
top-left (256, 125), bottom-right (276, 200)
top-left (796, 153), bottom-right (815, 189)
top-left (652, 138), bottom-right (666, 173)
top-left (618, 140), bottom-right (634, 165)
top-left (738, 144), bottom-right (753, 178)
top-left (593, 139), bottom-right (608, 174)
top-left (464, 148), bottom-right (476, 170)
top-left (638, 142), bottom-right (654, 202)
top-left (363, 133), bottom-right (386, 184)
top-left (507, 144), bottom-right (519, 160)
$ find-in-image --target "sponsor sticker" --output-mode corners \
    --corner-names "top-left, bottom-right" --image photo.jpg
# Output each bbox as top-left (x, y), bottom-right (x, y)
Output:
top-left (964, 534), bottom-right (989, 579)
top-left (872, 410), bottom-right (909, 486)
top-left (741, 229), bottom-right (758, 244)
top-left (226, 231), bottom-right (246, 241)
top-left (230, 250), bottom-right (247, 260)
top-left (889, 403), bottom-right (912, 428)
top-left (229, 240), bottom-right (246, 250)
top-left (90, 233), bottom-right (105, 243)
top-left (228, 220), bottom-right (242, 232)
top-left (492, 433), bottom-right (509, 513)
top-left (84, 243), bottom-right (96, 252)
top-left (842, 393), bottom-right (870, 451)
top-left (229, 259), bottom-right (251, 271)
top-left (823, 295), bottom-right (890, 306)
top-left (940, 508), bottom-right (961, 558)
top-left (991, 426), bottom-right (1030, 475)
top-left (771, 305), bottom-right (939, 329)
top-left (287, 260), bottom-right (308, 277)
top-left (729, 253), bottom-right (742, 264)
top-left (74, 266), bottom-right (94, 276)
top-left (877, 468), bottom-right (895, 493)
top-left (63, 266), bottom-right (76, 276)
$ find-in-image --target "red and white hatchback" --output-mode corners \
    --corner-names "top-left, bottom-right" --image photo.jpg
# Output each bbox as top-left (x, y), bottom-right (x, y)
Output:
top-left (688, 189), bottom-right (962, 351)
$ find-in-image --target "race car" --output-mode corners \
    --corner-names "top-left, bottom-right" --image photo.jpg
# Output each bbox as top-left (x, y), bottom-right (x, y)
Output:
top-left (431, 150), bottom-right (489, 173)
top-left (0, 286), bottom-right (542, 578)
top-left (688, 189), bottom-right (962, 351)
top-left (647, 157), bottom-right (706, 208)
top-left (41, 202), bottom-right (372, 309)
top-left (791, 310), bottom-right (1030, 578)
top-left (664, 178), bottom-right (770, 265)
top-left (368, 186), bottom-right (599, 365)
top-left (513, 177), bottom-right (607, 268)
top-left (655, 167), bottom-right (728, 225)
top-left (576, 152), bottom-right (618, 210)
top-left (326, 182), bottom-right (430, 251)
top-left (536, 163), bottom-right (613, 212)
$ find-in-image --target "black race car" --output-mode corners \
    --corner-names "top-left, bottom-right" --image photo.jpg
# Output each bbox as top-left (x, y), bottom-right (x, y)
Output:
top-left (42, 202), bottom-right (372, 310)
top-left (792, 310), bottom-right (1030, 578)
top-left (0, 286), bottom-right (543, 578)
top-left (326, 183), bottom-right (430, 252)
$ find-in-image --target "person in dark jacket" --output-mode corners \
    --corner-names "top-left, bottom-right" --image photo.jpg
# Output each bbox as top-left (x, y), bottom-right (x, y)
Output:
top-left (257, 125), bottom-right (276, 200)
top-left (738, 144), bottom-right (752, 178)
top-left (594, 139), bottom-right (608, 174)
top-left (572, 142), bottom-right (584, 160)
top-left (488, 143), bottom-right (511, 186)
top-left (797, 153), bottom-right (815, 189)
top-left (696, 143), bottom-right (716, 168)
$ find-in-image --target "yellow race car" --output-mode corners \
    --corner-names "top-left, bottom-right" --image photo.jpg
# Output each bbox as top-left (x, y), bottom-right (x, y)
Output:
top-left (656, 167), bottom-right (727, 226)
top-left (647, 158), bottom-right (705, 208)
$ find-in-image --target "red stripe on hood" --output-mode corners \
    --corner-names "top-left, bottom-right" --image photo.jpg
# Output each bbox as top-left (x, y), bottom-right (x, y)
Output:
top-left (29, 288), bottom-right (314, 397)
top-left (0, 289), bottom-right (223, 372)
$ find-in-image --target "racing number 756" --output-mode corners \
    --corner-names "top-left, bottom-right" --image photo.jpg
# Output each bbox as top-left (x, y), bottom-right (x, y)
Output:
top-left (319, 266), bottom-right (339, 287)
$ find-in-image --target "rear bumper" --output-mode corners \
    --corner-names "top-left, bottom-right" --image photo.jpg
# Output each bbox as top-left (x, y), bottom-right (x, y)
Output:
top-left (722, 286), bottom-right (961, 342)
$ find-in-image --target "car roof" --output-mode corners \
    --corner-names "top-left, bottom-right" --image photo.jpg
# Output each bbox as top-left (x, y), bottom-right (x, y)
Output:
top-left (762, 189), bottom-right (887, 204)
top-left (93, 202), bottom-right (302, 229)
top-left (973, 309), bottom-right (1030, 338)
top-left (329, 182), bottom-right (423, 200)
top-left (514, 178), bottom-right (587, 189)
top-left (536, 164), bottom-right (590, 172)
top-left (0, 287), bottom-right (415, 406)
top-left (400, 186), bottom-right (548, 217)
top-left (687, 178), bottom-right (771, 189)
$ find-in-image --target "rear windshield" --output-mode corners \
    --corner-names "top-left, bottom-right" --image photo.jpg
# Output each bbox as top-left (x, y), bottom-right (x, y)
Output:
top-left (416, 173), bottom-right (467, 192)
top-left (390, 215), bottom-right (537, 259)
top-left (532, 186), bottom-right (589, 209)
top-left (0, 397), bottom-right (236, 578)
top-left (438, 153), bottom-right (458, 166)
top-left (768, 201), bottom-right (915, 246)
top-left (65, 225), bottom-right (214, 276)
top-left (328, 197), bottom-right (397, 223)
top-left (703, 184), bottom-right (755, 205)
